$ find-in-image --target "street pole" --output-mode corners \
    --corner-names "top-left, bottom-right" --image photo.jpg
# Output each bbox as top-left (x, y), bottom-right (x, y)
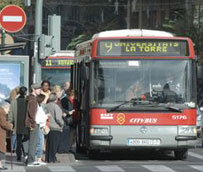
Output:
top-left (34, 0), bottom-right (43, 83)
top-left (139, 0), bottom-right (143, 29)
top-left (1, 29), bottom-right (5, 55)
top-left (127, 0), bottom-right (131, 29)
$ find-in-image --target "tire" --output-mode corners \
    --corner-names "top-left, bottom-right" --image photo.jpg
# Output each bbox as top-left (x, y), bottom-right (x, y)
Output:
top-left (174, 149), bottom-right (188, 160)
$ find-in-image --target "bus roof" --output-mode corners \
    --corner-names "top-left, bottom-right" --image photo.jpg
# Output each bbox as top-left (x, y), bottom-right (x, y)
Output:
top-left (48, 50), bottom-right (75, 57)
top-left (92, 29), bottom-right (174, 38)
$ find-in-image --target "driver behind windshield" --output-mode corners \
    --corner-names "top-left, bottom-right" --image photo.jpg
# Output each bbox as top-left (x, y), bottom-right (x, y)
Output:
top-left (162, 83), bottom-right (178, 103)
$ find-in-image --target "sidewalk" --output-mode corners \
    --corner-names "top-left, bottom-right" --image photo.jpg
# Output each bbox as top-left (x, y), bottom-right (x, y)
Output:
top-left (4, 152), bottom-right (76, 172)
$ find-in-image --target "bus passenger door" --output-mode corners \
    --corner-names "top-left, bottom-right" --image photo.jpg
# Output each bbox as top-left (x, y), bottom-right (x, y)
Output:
top-left (76, 62), bottom-right (90, 152)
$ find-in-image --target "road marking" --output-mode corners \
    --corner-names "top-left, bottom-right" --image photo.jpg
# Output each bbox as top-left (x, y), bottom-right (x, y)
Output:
top-left (189, 152), bottom-right (203, 161)
top-left (3, 16), bottom-right (22, 22)
top-left (96, 165), bottom-right (125, 172)
top-left (189, 165), bottom-right (203, 171)
top-left (48, 166), bottom-right (76, 172)
top-left (142, 165), bottom-right (176, 172)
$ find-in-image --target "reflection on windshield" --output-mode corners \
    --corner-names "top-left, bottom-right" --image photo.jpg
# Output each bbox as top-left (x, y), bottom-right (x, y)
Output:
top-left (42, 69), bottom-right (71, 86)
top-left (91, 60), bottom-right (192, 107)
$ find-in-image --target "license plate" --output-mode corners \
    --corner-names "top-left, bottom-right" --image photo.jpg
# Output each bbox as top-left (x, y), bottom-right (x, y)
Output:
top-left (127, 139), bottom-right (161, 146)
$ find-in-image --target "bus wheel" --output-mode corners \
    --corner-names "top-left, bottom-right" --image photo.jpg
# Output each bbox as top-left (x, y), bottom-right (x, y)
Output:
top-left (174, 149), bottom-right (188, 160)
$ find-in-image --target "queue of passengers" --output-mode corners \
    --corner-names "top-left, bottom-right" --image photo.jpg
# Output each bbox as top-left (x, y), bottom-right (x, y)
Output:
top-left (0, 80), bottom-right (77, 169)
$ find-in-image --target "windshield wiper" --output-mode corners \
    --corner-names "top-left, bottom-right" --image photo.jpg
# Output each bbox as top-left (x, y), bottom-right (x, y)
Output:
top-left (107, 101), bottom-right (132, 112)
top-left (107, 99), bottom-right (150, 112)
top-left (158, 104), bottom-right (182, 112)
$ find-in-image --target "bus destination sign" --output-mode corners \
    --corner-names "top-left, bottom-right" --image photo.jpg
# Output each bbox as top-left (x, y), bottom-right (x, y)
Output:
top-left (41, 59), bottom-right (74, 68)
top-left (98, 39), bottom-right (188, 57)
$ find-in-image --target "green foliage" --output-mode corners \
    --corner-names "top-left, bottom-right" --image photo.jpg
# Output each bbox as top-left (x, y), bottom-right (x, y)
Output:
top-left (67, 16), bottom-right (124, 50)
top-left (66, 0), bottom-right (126, 50)
top-left (0, 0), bottom-right (24, 9)
top-left (67, 34), bottom-right (89, 50)
top-left (161, 10), bottom-right (203, 55)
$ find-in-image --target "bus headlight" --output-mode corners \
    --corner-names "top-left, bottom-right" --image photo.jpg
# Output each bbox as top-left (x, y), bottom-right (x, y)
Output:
top-left (178, 126), bottom-right (197, 135)
top-left (90, 128), bottom-right (109, 135)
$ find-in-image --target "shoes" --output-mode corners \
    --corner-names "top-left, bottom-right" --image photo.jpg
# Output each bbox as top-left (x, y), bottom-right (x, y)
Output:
top-left (27, 162), bottom-right (41, 167)
top-left (58, 151), bottom-right (65, 154)
top-left (24, 155), bottom-right (28, 165)
top-left (0, 166), bottom-right (8, 170)
top-left (38, 161), bottom-right (47, 166)
top-left (58, 150), bottom-right (69, 154)
top-left (53, 160), bottom-right (60, 163)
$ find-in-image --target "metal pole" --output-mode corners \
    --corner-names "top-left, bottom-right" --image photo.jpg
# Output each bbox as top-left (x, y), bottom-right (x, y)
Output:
top-left (127, 0), bottom-right (131, 29)
top-left (139, 0), bottom-right (143, 29)
top-left (34, 0), bottom-right (43, 83)
top-left (1, 29), bottom-right (5, 55)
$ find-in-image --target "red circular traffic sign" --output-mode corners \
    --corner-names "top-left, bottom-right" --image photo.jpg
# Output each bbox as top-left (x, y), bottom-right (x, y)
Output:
top-left (0, 5), bottom-right (26, 33)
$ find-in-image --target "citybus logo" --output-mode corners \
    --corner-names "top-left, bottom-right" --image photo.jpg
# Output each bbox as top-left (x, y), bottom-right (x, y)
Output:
top-left (130, 118), bottom-right (158, 124)
top-left (117, 113), bottom-right (125, 125)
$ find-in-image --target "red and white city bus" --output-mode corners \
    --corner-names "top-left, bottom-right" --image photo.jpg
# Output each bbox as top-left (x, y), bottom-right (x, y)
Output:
top-left (41, 51), bottom-right (74, 86)
top-left (73, 29), bottom-right (197, 160)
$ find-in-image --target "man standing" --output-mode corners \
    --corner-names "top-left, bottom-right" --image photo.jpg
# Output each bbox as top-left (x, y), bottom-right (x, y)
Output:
top-left (25, 84), bottom-right (41, 166)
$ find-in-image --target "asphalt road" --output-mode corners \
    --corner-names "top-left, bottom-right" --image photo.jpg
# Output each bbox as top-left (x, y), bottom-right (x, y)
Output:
top-left (4, 139), bottom-right (203, 172)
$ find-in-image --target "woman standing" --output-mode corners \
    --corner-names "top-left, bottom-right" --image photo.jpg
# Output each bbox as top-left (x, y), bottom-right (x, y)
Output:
top-left (60, 89), bottom-right (76, 152)
top-left (8, 86), bottom-right (29, 161)
top-left (45, 93), bottom-right (64, 163)
top-left (0, 102), bottom-right (13, 170)
top-left (41, 80), bottom-right (51, 104)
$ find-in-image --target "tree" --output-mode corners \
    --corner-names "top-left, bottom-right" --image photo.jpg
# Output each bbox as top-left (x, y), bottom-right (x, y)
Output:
top-left (0, 0), bottom-right (24, 9)
top-left (160, 9), bottom-right (203, 60)
top-left (67, 0), bottom-right (126, 50)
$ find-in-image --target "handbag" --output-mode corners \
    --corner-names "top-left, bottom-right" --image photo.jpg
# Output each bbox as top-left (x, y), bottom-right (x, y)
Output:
top-left (41, 118), bottom-right (50, 135)
top-left (41, 125), bottom-right (50, 135)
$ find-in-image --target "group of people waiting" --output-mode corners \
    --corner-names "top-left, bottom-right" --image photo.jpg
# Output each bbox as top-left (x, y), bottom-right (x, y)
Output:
top-left (0, 80), bottom-right (77, 169)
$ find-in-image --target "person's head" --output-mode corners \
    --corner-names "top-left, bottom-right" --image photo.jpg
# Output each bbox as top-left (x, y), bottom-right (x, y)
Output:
top-left (9, 86), bottom-right (20, 100)
top-left (19, 86), bottom-right (27, 97)
top-left (0, 101), bottom-right (10, 114)
top-left (52, 85), bottom-right (62, 99)
top-left (64, 81), bottom-right (70, 91)
top-left (31, 83), bottom-right (41, 96)
top-left (163, 83), bottom-right (170, 90)
top-left (66, 88), bottom-right (75, 99)
top-left (37, 94), bottom-right (46, 105)
top-left (48, 93), bottom-right (57, 102)
top-left (41, 80), bottom-right (51, 92)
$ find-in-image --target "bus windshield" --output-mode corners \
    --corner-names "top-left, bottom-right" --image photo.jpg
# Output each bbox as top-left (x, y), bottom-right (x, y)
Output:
top-left (91, 59), bottom-right (192, 107)
top-left (42, 69), bottom-right (71, 86)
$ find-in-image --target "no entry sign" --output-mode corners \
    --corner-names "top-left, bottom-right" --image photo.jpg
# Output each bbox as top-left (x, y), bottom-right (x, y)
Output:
top-left (0, 5), bottom-right (27, 33)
